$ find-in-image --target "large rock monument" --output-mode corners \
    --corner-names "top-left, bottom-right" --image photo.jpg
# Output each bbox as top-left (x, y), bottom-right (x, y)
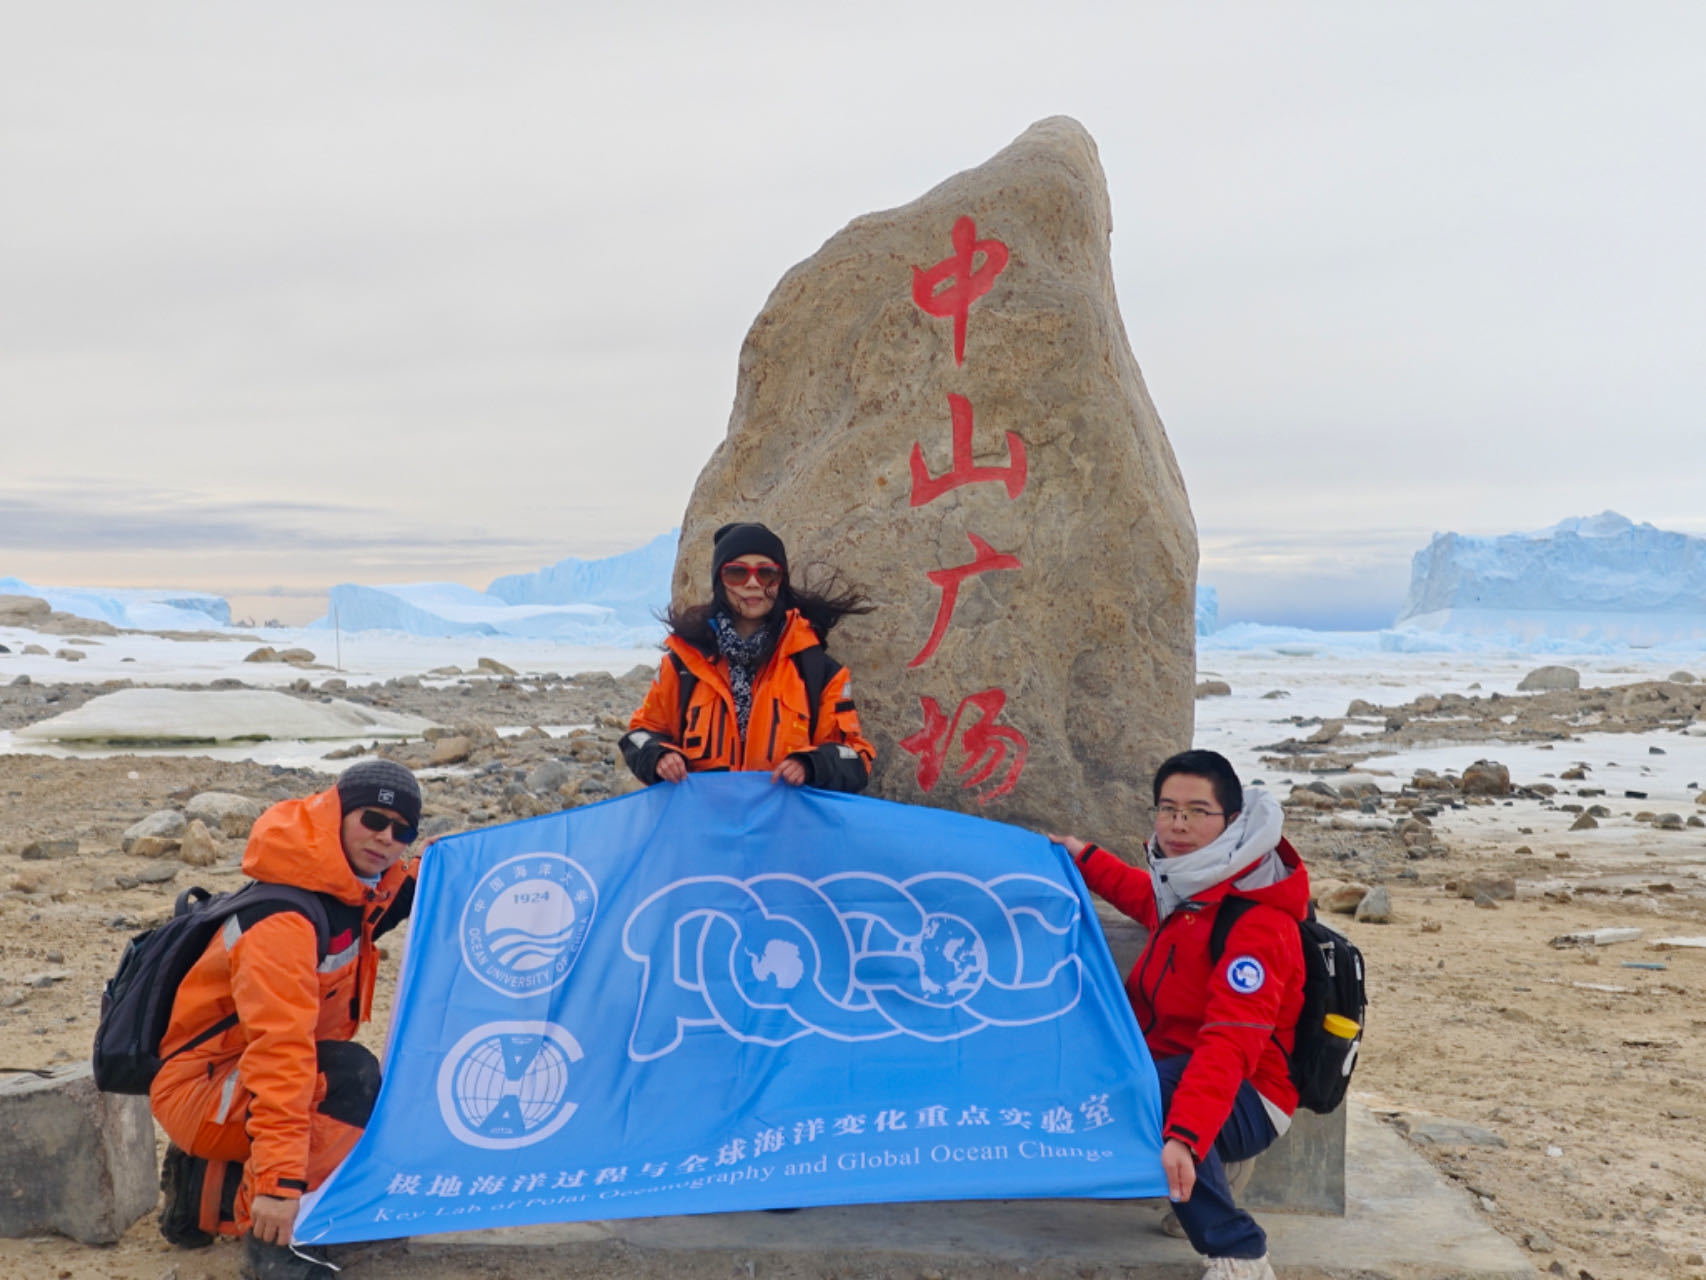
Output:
top-left (676, 117), bottom-right (1196, 851)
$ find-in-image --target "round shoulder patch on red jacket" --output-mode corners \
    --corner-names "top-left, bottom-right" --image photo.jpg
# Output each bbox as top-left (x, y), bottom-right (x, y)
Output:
top-left (1226, 954), bottom-right (1267, 994)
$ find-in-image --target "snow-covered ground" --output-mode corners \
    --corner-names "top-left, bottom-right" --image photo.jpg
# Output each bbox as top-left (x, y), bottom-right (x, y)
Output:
top-left (0, 624), bottom-right (655, 688)
top-left (1194, 644), bottom-right (1704, 793)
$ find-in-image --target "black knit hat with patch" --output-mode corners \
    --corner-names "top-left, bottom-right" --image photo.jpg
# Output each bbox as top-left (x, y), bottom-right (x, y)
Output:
top-left (336, 759), bottom-right (422, 827)
top-left (710, 522), bottom-right (788, 580)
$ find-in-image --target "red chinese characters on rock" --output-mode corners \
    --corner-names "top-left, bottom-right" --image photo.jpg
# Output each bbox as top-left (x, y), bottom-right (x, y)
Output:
top-left (909, 394), bottom-right (1028, 507)
top-left (911, 216), bottom-right (1009, 367)
top-left (899, 214), bottom-right (1032, 801)
top-left (898, 688), bottom-right (1029, 804)
top-left (908, 533), bottom-right (1021, 669)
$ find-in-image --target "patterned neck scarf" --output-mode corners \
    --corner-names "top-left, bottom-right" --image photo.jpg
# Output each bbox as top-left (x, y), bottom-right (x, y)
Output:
top-left (710, 610), bottom-right (770, 738)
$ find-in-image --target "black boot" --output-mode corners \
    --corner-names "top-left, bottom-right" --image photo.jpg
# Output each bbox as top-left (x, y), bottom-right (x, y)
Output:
top-left (239, 1234), bottom-right (336, 1280)
top-left (157, 1144), bottom-right (214, 1248)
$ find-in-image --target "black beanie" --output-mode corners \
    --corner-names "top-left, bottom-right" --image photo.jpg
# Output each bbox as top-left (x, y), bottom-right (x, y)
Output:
top-left (336, 759), bottom-right (422, 827)
top-left (710, 522), bottom-right (788, 580)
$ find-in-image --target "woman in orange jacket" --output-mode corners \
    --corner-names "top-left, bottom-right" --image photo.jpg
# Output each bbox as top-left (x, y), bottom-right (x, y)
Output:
top-left (149, 760), bottom-right (422, 1280)
top-left (621, 522), bottom-right (875, 792)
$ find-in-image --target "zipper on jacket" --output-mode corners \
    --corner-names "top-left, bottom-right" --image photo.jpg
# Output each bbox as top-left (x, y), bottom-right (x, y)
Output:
top-left (766, 698), bottom-right (780, 760)
top-left (714, 701), bottom-right (726, 764)
top-left (1134, 911), bottom-right (1194, 1038)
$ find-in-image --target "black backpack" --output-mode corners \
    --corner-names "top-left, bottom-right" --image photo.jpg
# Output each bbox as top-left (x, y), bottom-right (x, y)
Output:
top-left (1210, 897), bottom-right (1367, 1114)
top-left (92, 881), bottom-right (330, 1095)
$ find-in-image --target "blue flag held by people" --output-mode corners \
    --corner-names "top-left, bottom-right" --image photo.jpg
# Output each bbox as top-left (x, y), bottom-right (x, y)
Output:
top-left (295, 773), bottom-right (1166, 1243)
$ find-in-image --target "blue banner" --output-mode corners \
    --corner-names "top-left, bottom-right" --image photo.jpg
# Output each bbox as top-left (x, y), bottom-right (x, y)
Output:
top-left (296, 773), bottom-right (1165, 1243)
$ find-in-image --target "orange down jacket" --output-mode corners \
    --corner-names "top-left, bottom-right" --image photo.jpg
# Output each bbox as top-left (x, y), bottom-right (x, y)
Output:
top-left (621, 609), bottom-right (875, 792)
top-left (149, 788), bottom-right (415, 1200)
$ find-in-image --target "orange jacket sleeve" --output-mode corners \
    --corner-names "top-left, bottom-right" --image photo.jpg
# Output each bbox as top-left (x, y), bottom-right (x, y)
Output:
top-left (228, 911), bottom-right (322, 1198)
top-left (795, 664), bottom-right (875, 793)
top-left (620, 656), bottom-right (687, 783)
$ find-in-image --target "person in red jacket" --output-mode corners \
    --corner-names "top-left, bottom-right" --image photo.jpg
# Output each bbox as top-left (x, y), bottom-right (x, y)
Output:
top-left (621, 522), bottom-right (875, 791)
top-left (1054, 749), bottom-right (1308, 1280)
top-left (150, 760), bottom-right (422, 1280)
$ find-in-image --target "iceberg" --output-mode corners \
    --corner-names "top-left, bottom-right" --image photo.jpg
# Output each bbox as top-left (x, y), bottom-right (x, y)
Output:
top-left (487, 529), bottom-right (677, 626)
top-left (0, 577), bottom-right (232, 631)
top-left (1195, 585), bottom-right (1218, 636)
top-left (313, 535), bottom-right (678, 643)
top-left (1395, 512), bottom-right (1706, 645)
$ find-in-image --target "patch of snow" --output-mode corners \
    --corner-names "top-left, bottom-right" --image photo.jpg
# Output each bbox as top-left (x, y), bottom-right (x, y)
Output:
top-left (14, 688), bottom-right (435, 744)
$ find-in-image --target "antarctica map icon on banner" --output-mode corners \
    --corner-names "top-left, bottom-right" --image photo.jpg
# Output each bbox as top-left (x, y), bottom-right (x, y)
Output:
top-left (295, 773), bottom-right (1167, 1243)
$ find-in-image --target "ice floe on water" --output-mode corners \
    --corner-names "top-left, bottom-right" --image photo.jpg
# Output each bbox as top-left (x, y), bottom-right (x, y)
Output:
top-left (15, 688), bottom-right (435, 745)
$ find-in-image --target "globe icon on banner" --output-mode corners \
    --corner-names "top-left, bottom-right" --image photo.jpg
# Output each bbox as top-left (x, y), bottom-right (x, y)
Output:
top-left (905, 914), bottom-right (989, 1005)
top-left (438, 1022), bottom-right (583, 1150)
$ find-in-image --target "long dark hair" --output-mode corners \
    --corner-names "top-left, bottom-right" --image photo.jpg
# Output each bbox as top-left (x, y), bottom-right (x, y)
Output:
top-left (663, 563), bottom-right (873, 657)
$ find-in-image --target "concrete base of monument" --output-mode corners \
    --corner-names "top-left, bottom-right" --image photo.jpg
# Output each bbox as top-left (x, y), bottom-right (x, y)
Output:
top-left (399, 1103), bottom-right (1535, 1279)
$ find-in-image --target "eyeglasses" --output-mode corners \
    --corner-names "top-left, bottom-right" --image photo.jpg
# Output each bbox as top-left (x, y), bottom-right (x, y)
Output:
top-left (1155, 804), bottom-right (1225, 825)
top-left (718, 561), bottom-right (783, 588)
top-left (358, 809), bottom-right (418, 844)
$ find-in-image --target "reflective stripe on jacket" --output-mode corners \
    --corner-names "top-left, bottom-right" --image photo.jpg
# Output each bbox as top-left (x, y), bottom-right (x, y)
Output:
top-left (150, 787), bottom-right (414, 1200)
top-left (1077, 837), bottom-right (1309, 1161)
top-left (621, 609), bottom-right (874, 792)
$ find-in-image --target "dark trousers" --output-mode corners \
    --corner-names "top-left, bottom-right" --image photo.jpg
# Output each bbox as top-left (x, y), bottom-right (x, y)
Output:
top-left (1154, 1054), bottom-right (1277, 1260)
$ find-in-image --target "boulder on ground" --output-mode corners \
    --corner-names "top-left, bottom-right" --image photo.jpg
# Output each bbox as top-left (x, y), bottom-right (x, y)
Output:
top-left (1457, 874), bottom-right (1516, 901)
top-left (1195, 680), bottom-right (1231, 699)
top-left (0, 1063), bottom-right (157, 1243)
top-left (121, 809), bottom-right (185, 854)
top-left (429, 735), bottom-right (474, 766)
top-left (1460, 760), bottom-right (1511, 796)
top-left (0, 594), bottom-right (51, 623)
top-left (185, 792), bottom-right (265, 839)
top-left (19, 838), bottom-right (78, 860)
top-left (477, 657), bottom-right (519, 677)
top-left (1354, 885), bottom-right (1393, 923)
top-left (1319, 883), bottom-right (1372, 914)
top-left (1517, 665), bottom-right (1579, 692)
top-left (244, 646), bottom-right (280, 663)
top-left (673, 117), bottom-right (1196, 853)
top-left (177, 819), bottom-right (221, 867)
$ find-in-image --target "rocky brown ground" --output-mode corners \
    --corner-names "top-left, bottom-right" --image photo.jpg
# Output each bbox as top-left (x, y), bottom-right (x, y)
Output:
top-left (0, 672), bottom-right (1703, 1279)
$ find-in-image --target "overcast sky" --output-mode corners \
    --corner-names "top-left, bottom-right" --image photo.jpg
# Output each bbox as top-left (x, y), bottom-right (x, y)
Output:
top-left (4, 2), bottom-right (1703, 626)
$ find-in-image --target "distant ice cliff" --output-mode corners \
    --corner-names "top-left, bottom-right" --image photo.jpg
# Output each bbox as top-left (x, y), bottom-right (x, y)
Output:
top-left (1395, 512), bottom-right (1706, 645)
top-left (0, 577), bottom-right (232, 630)
top-left (313, 532), bottom-right (678, 643)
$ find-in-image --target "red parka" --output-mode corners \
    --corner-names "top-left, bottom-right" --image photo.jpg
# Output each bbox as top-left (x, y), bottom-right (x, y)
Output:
top-left (1077, 838), bottom-right (1310, 1160)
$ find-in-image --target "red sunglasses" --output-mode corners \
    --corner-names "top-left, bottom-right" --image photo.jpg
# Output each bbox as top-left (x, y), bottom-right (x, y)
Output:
top-left (719, 561), bottom-right (783, 588)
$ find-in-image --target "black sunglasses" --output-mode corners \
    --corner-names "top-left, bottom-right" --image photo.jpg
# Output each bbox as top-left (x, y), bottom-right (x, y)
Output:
top-left (358, 809), bottom-right (418, 844)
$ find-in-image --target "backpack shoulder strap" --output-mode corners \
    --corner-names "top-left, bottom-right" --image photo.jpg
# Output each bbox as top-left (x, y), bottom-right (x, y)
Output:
top-left (223, 881), bottom-right (333, 957)
top-left (1208, 895), bottom-right (1261, 965)
top-left (668, 651), bottom-right (700, 745)
top-left (161, 883), bottom-right (333, 1064)
top-left (790, 646), bottom-right (842, 742)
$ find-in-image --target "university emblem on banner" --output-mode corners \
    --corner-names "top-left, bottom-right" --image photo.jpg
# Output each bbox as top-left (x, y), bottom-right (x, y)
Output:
top-left (460, 854), bottom-right (597, 996)
top-left (437, 1021), bottom-right (585, 1149)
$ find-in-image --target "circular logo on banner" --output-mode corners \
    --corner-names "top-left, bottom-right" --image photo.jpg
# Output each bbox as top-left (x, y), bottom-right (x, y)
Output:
top-left (438, 1021), bottom-right (584, 1149)
top-left (1227, 955), bottom-right (1266, 994)
top-left (460, 853), bottom-right (597, 997)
